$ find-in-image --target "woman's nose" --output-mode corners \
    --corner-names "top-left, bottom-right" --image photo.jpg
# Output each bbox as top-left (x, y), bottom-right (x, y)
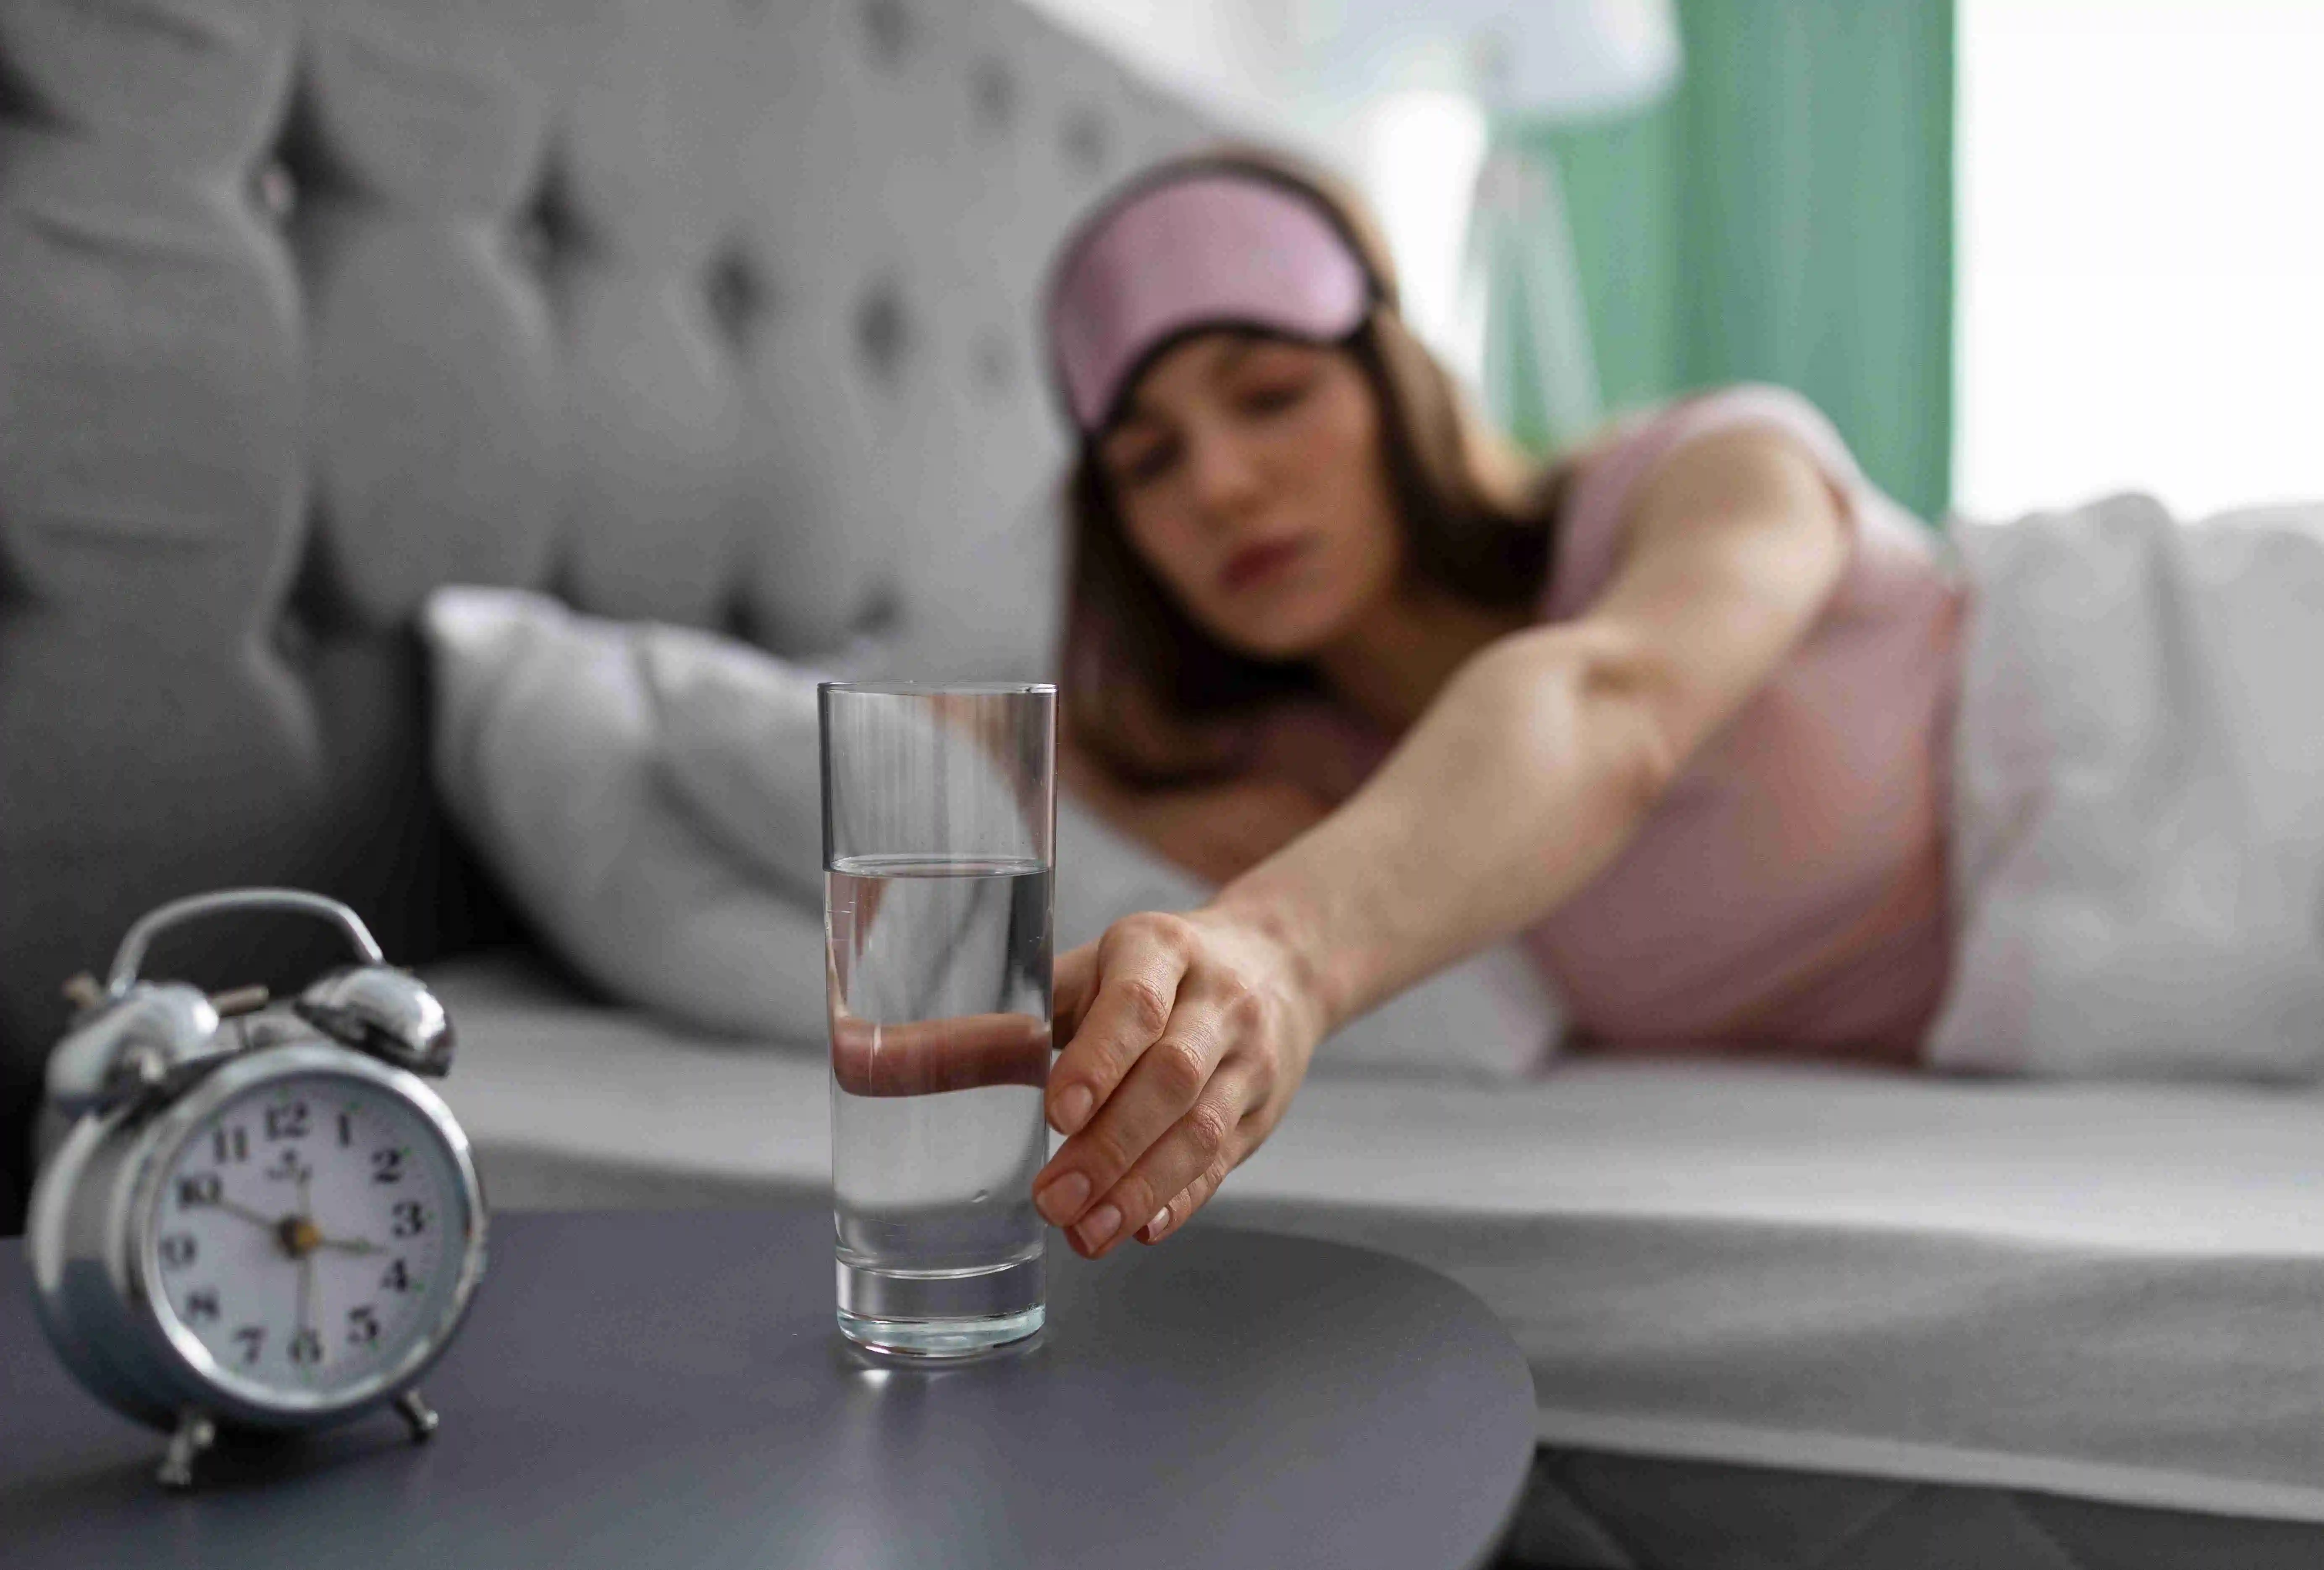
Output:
top-left (1183, 428), bottom-right (1266, 522)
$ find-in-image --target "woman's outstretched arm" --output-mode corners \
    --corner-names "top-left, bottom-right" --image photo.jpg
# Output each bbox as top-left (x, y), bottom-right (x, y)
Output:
top-left (1031, 427), bottom-right (1853, 1258)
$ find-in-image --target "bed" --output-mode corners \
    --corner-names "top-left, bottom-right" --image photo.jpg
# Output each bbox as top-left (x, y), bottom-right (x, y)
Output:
top-left (428, 953), bottom-right (2324, 1566)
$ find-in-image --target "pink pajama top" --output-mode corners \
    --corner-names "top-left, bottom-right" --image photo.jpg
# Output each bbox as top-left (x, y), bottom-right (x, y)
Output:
top-left (1258, 384), bottom-right (1968, 1062)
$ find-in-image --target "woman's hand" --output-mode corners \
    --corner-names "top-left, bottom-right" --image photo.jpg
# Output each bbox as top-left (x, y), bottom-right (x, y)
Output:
top-left (1031, 907), bottom-right (1329, 1257)
top-left (829, 1008), bottom-right (1051, 1097)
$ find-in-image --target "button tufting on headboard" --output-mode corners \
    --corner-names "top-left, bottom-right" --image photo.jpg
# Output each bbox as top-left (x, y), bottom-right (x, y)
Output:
top-left (862, 0), bottom-right (916, 70)
top-left (855, 278), bottom-right (915, 387)
top-left (1060, 104), bottom-right (1112, 176)
top-left (510, 157), bottom-right (588, 284)
top-left (703, 241), bottom-right (774, 350)
top-left (971, 58), bottom-right (1017, 135)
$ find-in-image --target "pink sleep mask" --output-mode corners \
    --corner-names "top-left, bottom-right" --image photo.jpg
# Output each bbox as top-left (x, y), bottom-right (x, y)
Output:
top-left (1044, 163), bottom-right (1378, 436)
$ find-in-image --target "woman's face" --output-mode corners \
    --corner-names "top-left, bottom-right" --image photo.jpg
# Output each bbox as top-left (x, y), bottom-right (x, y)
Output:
top-left (1096, 332), bottom-right (1403, 661)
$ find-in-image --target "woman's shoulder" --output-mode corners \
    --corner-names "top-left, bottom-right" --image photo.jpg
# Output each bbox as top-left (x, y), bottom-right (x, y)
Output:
top-left (1562, 383), bottom-right (1865, 541)
top-left (1542, 383), bottom-right (1895, 622)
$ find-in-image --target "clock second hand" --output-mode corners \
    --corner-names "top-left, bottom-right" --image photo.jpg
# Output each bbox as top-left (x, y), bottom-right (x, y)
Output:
top-left (297, 1251), bottom-right (315, 1361)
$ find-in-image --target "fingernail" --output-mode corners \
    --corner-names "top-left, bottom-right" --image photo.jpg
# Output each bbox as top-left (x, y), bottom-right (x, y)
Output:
top-left (1036, 1171), bottom-right (1090, 1226)
top-left (1075, 1203), bottom-right (1121, 1253)
top-left (1054, 1084), bottom-right (1093, 1134)
top-left (1138, 1208), bottom-right (1170, 1244)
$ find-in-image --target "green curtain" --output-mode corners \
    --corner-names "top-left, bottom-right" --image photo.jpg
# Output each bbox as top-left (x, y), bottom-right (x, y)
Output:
top-left (1490, 0), bottom-right (1955, 523)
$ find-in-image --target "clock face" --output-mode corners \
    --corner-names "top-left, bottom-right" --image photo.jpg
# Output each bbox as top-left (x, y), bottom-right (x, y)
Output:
top-left (143, 1069), bottom-right (475, 1407)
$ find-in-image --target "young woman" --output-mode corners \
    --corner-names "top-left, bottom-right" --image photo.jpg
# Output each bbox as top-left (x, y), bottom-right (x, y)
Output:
top-left (1021, 149), bottom-right (2315, 1264)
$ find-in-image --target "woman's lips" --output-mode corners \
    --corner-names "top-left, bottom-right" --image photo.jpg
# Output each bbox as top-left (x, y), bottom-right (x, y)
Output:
top-left (1218, 537), bottom-right (1312, 593)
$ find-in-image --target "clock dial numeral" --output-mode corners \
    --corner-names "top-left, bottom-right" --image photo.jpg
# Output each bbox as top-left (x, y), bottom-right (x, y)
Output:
top-left (177, 1173), bottom-right (221, 1208)
top-left (212, 1125), bottom-right (249, 1164)
top-left (348, 1305), bottom-right (380, 1346)
top-left (185, 1289), bottom-right (220, 1323)
top-left (382, 1258), bottom-right (413, 1293)
top-left (233, 1326), bottom-right (265, 1365)
top-left (338, 1111), bottom-right (355, 1147)
top-left (391, 1200), bottom-right (428, 1238)
top-left (372, 1147), bottom-right (404, 1184)
top-left (289, 1329), bottom-right (323, 1366)
top-left (264, 1101), bottom-right (310, 1141)
top-left (158, 1233), bottom-right (197, 1270)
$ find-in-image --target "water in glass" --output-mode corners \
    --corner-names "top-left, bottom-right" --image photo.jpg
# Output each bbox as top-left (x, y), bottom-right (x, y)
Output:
top-left (827, 853), bottom-right (1050, 1355)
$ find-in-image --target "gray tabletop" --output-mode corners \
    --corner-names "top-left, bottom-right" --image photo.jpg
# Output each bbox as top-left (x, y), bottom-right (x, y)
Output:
top-left (2, 1204), bottom-right (1535, 1569)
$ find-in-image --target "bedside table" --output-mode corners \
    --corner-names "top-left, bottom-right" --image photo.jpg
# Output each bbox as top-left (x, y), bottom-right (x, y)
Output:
top-left (3, 1203), bottom-right (1535, 1567)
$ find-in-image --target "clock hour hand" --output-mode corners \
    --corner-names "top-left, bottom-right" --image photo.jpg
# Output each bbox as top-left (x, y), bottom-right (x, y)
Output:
top-left (313, 1234), bottom-right (386, 1255)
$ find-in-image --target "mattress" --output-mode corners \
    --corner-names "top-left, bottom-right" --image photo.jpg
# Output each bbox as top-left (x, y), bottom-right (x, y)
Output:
top-left (424, 955), bottom-right (2324, 1546)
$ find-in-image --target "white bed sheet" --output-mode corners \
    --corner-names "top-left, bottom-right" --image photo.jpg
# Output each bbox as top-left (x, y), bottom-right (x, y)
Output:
top-left (428, 956), bottom-right (2324, 1524)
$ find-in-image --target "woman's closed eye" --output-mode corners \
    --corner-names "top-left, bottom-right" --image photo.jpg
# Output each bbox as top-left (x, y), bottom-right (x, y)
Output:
top-left (1109, 431), bottom-right (1181, 488)
top-left (1235, 374), bottom-right (1312, 419)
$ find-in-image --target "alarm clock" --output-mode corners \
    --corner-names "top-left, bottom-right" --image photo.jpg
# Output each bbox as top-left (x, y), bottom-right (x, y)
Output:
top-left (24, 888), bottom-right (488, 1490)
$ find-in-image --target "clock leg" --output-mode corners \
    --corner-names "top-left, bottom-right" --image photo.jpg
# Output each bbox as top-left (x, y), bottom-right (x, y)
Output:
top-left (156, 1407), bottom-right (216, 1491)
top-left (394, 1388), bottom-right (440, 1444)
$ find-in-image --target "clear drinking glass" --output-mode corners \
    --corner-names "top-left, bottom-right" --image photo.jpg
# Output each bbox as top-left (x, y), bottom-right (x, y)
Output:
top-left (821, 681), bottom-right (1055, 1357)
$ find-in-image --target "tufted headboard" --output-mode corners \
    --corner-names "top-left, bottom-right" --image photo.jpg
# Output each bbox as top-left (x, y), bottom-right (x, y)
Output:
top-left (0, 0), bottom-right (1214, 1221)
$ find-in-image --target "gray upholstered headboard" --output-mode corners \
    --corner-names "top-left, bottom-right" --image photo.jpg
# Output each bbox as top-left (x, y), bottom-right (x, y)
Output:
top-left (0, 0), bottom-right (1212, 1221)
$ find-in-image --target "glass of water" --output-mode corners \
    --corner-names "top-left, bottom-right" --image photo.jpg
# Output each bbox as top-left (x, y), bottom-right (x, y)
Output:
top-left (821, 681), bottom-right (1055, 1357)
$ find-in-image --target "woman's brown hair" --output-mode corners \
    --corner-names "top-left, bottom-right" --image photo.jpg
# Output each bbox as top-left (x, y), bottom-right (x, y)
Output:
top-left (1057, 146), bottom-right (1570, 786)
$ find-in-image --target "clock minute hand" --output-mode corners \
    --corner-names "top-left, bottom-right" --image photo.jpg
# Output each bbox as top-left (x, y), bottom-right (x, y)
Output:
top-left (288, 1158), bottom-right (388, 1253)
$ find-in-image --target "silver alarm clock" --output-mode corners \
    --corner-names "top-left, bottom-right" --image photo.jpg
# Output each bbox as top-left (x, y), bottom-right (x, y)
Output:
top-left (25, 889), bottom-right (488, 1489)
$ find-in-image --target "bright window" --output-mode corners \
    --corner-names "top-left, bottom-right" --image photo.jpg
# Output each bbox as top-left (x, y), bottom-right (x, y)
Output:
top-left (1953, 0), bottom-right (2324, 522)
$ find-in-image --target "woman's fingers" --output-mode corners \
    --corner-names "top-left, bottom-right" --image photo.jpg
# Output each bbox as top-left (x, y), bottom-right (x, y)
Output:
top-left (1031, 906), bottom-right (1320, 1259)
top-left (1043, 915), bottom-right (1193, 1138)
top-left (1036, 972), bottom-right (1249, 1254)
top-left (829, 1010), bottom-right (1051, 1097)
top-left (1138, 1152), bottom-right (1236, 1245)
top-left (1034, 1009), bottom-right (1213, 1240)
top-left (1073, 1059), bottom-right (1260, 1258)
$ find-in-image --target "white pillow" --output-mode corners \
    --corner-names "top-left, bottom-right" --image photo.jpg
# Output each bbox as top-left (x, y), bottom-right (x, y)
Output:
top-left (423, 587), bottom-right (832, 1040)
top-left (421, 586), bottom-right (1563, 1076)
